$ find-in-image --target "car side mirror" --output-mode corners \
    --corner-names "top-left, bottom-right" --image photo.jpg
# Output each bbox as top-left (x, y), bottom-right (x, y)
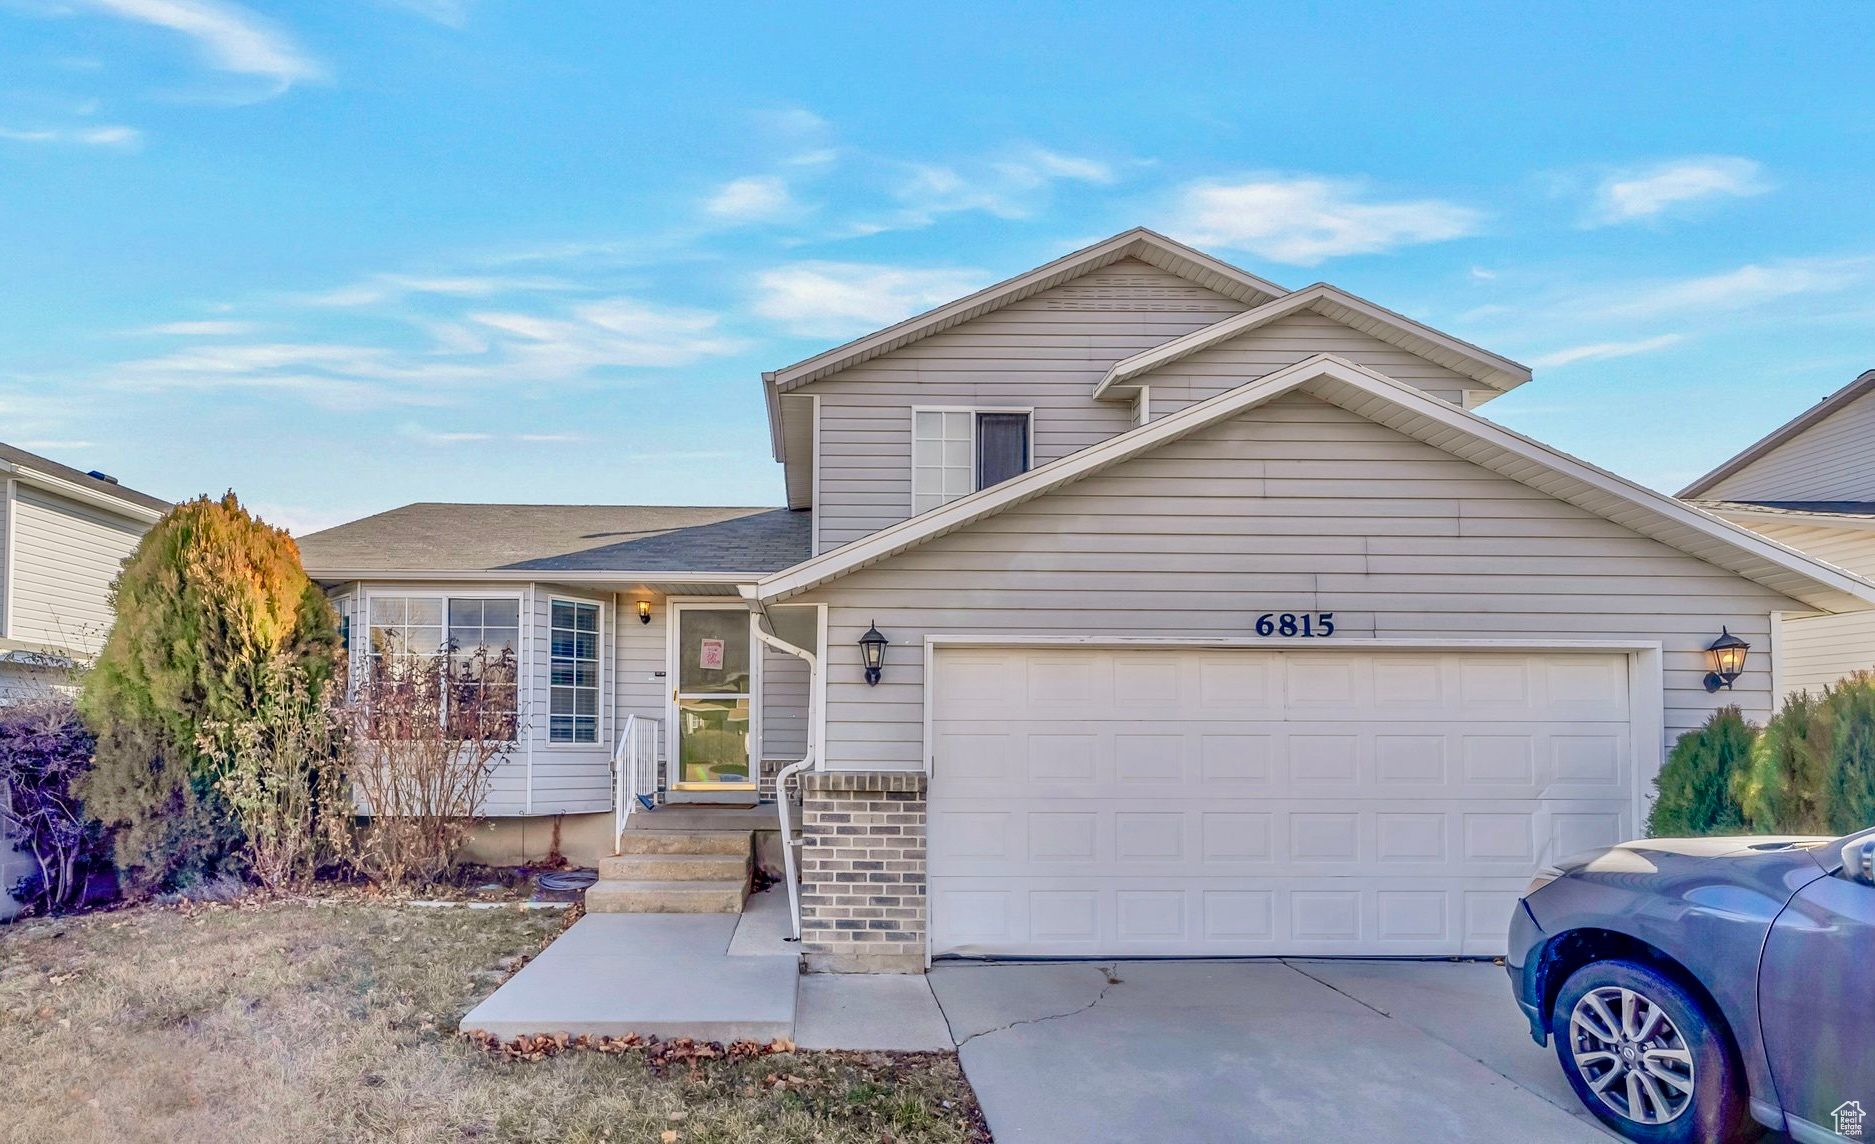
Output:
top-left (1842, 838), bottom-right (1875, 886)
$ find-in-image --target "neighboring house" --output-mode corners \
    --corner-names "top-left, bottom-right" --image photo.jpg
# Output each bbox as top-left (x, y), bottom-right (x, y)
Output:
top-left (1681, 369), bottom-right (1875, 698)
top-left (0, 444), bottom-right (167, 918)
top-left (296, 228), bottom-right (1875, 972)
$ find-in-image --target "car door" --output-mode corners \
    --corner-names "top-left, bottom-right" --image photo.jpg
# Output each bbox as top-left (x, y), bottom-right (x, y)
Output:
top-left (1758, 844), bottom-right (1875, 1139)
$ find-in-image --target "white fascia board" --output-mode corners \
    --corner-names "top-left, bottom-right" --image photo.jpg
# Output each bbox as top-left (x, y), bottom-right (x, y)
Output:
top-left (757, 353), bottom-right (1875, 613)
top-left (0, 460), bottom-right (166, 524)
top-left (765, 228), bottom-right (1286, 394)
top-left (1094, 283), bottom-right (1532, 398)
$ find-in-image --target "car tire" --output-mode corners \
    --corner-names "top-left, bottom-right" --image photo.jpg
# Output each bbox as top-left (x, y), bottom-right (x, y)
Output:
top-left (1551, 959), bottom-right (1758, 1144)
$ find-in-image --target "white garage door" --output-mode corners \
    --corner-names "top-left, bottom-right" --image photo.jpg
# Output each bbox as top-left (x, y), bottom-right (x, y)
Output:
top-left (927, 647), bottom-right (1636, 959)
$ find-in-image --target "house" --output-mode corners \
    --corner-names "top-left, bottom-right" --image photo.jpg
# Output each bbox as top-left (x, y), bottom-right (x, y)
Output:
top-left (1680, 368), bottom-right (1875, 697)
top-left (296, 228), bottom-right (1875, 972)
top-left (0, 444), bottom-right (168, 918)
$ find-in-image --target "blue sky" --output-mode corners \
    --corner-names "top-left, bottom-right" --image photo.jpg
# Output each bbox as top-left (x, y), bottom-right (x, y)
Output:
top-left (3, 1), bottom-right (1873, 534)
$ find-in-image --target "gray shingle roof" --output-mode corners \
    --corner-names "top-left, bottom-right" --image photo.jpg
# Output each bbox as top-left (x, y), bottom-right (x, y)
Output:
top-left (1693, 499), bottom-right (1875, 521)
top-left (296, 503), bottom-right (811, 577)
top-left (0, 441), bottom-right (169, 513)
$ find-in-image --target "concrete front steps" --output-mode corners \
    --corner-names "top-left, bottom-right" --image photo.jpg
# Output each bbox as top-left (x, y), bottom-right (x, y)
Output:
top-left (587, 828), bottom-right (753, 914)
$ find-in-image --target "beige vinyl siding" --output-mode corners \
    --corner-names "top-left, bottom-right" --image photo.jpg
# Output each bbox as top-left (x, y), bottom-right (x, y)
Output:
top-left (1706, 389), bottom-right (1875, 501)
top-left (530, 589), bottom-right (614, 815)
top-left (1778, 612), bottom-right (1875, 695)
top-left (1730, 522), bottom-right (1875, 696)
top-left (1741, 521), bottom-right (1875, 577)
top-left (761, 641), bottom-right (810, 765)
top-left (793, 392), bottom-right (1798, 771)
top-left (1139, 311), bottom-right (1473, 418)
top-left (9, 488), bottom-right (143, 653)
top-left (800, 259), bottom-right (1249, 550)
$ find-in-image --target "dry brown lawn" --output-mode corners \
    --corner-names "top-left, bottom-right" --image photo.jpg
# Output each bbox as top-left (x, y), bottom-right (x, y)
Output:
top-left (0, 899), bottom-right (986, 1144)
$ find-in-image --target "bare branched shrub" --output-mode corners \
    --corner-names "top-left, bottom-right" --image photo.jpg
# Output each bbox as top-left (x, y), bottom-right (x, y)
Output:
top-left (0, 695), bottom-right (104, 913)
top-left (198, 660), bottom-right (353, 892)
top-left (347, 647), bottom-right (518, 888)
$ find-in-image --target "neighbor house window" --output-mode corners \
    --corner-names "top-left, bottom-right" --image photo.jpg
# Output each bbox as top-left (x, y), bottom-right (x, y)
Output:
top-left (912, 408), bottom-right (1032, 513)
top-left (366, 595), bottom-right (520, 740)
top-left (549, 599), bottom-right (601, 744)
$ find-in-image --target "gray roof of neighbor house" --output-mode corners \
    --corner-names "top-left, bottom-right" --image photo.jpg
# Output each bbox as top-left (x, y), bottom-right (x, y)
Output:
top-left (1691, 499), bottom-right (1875, 521)
top-left (0, 441), bottom-right (169, 515)
top-left (295, 504), bottom-right (811, 578)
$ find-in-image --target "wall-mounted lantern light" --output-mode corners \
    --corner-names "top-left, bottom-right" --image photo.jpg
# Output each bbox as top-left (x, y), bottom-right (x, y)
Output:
top-left (858, 621), bottom-right (889, 686)
top-left (1703, 628), bottom-right (1750, 692)
top-left (638, 600), bottom-right (652, 625)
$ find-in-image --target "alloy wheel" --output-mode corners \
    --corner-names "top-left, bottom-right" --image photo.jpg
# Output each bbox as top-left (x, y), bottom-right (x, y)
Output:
top-left (1567, 985), bottom-right (1698, 1125)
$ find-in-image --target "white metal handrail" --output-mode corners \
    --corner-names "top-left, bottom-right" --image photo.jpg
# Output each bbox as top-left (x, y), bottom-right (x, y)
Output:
top-left (612, 714), bottom-right (662, 849)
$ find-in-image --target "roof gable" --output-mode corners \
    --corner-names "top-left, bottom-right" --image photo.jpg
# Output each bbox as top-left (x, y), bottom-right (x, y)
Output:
top-left (764, 228), bottom-right (1286, 395)
top-left (754, 354), bottom-right (1875, 613)
top-left (1094, 283), bottom-right (1531, 399)
top-left (1679, 368), bottom-right (1875, 498)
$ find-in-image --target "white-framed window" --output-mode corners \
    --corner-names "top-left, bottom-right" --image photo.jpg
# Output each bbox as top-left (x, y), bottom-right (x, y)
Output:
top-left (365, 593), bottom-right (521, 741)
top-left (912, 407), bottom-right (1032, 514)
top-left (549, 598), bottom-right (602, 744)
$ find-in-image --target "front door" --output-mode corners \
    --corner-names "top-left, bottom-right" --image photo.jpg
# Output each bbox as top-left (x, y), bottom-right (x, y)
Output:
top-left (670, 604), bottom-right (755, 794)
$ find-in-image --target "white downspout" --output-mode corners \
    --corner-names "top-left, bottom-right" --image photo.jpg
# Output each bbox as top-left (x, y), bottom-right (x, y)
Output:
top-left (752, 611), bottom-right (817, 942)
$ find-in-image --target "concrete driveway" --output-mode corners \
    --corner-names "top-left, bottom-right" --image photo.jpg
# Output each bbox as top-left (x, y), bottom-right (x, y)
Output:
top-left (928, 958), bottom-right (1619, 1144)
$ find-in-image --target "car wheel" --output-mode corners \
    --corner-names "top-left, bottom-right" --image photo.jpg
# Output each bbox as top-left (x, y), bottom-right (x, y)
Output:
top-left (1551, 960), bottom-right (1757, 1144)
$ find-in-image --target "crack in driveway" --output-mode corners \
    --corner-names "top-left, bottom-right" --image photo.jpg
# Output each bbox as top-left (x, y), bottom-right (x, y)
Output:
top-left (952, 965), bottom-right (1122, 1048)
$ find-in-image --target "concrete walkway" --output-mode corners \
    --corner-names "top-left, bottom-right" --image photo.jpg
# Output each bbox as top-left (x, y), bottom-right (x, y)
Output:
top-left (459, 907), bottom-right (798, 1043)
top-left (928, 959), bottom-right (1616, 1144)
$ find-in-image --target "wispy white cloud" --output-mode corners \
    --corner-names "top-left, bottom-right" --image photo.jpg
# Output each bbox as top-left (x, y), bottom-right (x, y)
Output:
top-left (1168, 175), bottom-right (1482, 265)
top-left (1528, 333), bottom-right (1683, 369)
top-left (304, 273), bottom-right (574, 307)
top-left (704, 175), bottom-right (798, 224)
top-left (83, 0), bottom-right (323, 94)
top-left (399, 423), bottom-right (493, 445)
top-left (0, 124), bottom-right (141, 147)
top-left (1587, 156), bottom-right (1769, 226)
top-left (880, 147), bottom-right (1113, 230)
top-left (139, 319), bottom-right (254, 335)
top-left (1604, 259), bottom-right (1867, 318)
top-left (752, 262), bottom-right (989, 339)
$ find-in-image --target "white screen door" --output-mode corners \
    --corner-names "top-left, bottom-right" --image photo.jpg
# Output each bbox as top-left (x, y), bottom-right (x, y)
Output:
top-left (670, 604), bottom-right (754, 789)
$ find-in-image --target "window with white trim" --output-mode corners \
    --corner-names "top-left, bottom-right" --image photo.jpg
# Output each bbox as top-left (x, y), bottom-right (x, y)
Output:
top-left (366, 594), bottom-right (520, 740)
top-left (912, 408), bottom-right (1031, 513)
top-left (549, 599), bottom-right (601, 744)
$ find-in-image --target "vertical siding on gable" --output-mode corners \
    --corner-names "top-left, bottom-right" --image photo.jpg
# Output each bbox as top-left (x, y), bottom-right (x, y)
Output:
top-left (803, 259), bottom-right (1249, 550)
top-left (1707, 389), bottom-right (1875, 501)
top-left (9, 488), bottom-right (144, 653)
top-left (1141, 311), bottom-right (1473, 418)
top-left (794, 393), bottom-right (1799, 773)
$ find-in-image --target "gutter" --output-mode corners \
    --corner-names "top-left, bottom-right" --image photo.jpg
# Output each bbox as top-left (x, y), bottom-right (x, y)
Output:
top-left (751, 606), bottom-right (818, 943)
top-left (0, 458), bottom-right (167, 524)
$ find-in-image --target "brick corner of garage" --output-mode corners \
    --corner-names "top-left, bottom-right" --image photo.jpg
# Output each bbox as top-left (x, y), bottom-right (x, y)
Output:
top-left (799, 769), bottom-right (929, 974)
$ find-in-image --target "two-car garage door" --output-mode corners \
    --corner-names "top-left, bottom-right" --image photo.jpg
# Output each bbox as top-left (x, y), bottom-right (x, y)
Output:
top-left (927, 647), bottom-right (1637, 959)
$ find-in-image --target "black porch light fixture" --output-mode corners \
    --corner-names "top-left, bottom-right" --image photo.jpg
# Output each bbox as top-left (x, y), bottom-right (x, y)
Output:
top-left (637, 600), bottom-right (652, 624)
top-left (1703, 628), bottom-right (1750, 692)
top-left (858, 621), bottom-right (889, 686)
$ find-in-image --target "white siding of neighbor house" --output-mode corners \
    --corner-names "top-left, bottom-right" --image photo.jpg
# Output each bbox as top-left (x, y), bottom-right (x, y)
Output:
top-left (792, 392), bottom-right (1800, 772)
top-left (9, 488), bottom-right (144, 653)
top-left (799, 259), bottom-right (1249, 551)
top-left (1705, 388), bottom-right (1875, 502)
top-left (1138, 311), bottom-right (1473, 418)
top-left (1729, 521), bottom-right (1875, 697)
top-left (0, 483), bottom-right (9, 637)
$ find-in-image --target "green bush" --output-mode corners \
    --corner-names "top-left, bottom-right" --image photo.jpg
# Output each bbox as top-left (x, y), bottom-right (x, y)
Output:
top-left (1738, 687), bottom-right (1833, 833)
top-left (1648, 706), bottom-right (1755, 837)
top-left (1825, 675), bottom-right (1875, 833)
top-left (78, 493), bottom-right (339, 892)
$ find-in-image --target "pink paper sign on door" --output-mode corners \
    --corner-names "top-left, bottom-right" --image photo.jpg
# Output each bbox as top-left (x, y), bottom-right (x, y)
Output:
top-left (699, 638), bottom-right (725, 671)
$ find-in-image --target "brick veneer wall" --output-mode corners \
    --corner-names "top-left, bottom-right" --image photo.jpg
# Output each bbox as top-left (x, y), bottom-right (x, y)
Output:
top-left (799, 770), bottom-right (927, 973)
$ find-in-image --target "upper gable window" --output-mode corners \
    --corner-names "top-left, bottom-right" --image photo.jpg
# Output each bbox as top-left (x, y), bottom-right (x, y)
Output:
top-left (913, 408), bottom-right (1032, 514)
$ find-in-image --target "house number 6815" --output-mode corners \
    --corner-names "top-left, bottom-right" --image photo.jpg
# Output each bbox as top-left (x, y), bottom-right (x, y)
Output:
top-left (1255, 612), bottom-right (1334, 637)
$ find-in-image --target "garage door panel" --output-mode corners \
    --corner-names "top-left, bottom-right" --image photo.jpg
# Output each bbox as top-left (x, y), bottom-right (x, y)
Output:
top-left (930, 876), bottom-right (1538, 958)
top-left (929, 648), bottom-right (1635, 958)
